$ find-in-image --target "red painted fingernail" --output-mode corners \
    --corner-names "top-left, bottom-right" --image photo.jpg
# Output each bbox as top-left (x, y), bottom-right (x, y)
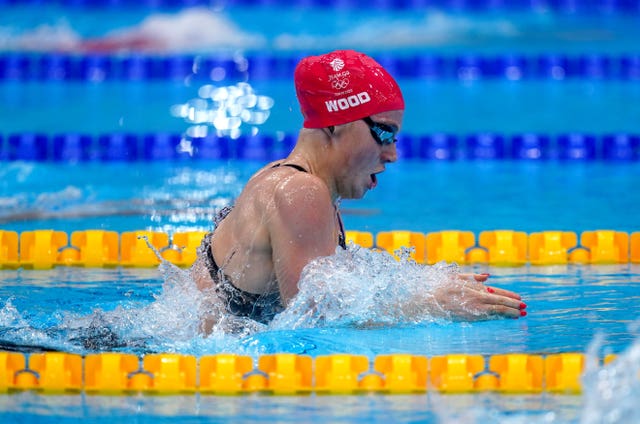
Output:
top-left (487, 287), bottom-right (495, 293)
top-left (519, 302), bottom-right (527, 309)
top-left (520, 310), bottom-right (527, 317)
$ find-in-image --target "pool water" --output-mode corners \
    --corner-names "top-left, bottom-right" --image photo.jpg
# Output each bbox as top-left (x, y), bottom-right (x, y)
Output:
top-left (2, 2), bottom-right (640, 424)
top-left (0, 391), bottom-right (586, 423)
top-left (1, 265), bottom-right (639, 356)
top-left (0, 263), bottom-right (639, 424)
top-left (1, 160), bottom-right (639, 234)
top-left (3, 80), bottom-right (640, 136)
top-left (4, 4), bottom-right (640, 55)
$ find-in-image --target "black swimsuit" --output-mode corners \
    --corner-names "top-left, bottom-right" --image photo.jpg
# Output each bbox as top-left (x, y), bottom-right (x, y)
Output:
top-left (202, 163), bottom-right (346, 324)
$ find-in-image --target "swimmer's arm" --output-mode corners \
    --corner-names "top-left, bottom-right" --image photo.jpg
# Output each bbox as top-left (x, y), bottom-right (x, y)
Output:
top-left (269, 179), bottom-right (337, 306)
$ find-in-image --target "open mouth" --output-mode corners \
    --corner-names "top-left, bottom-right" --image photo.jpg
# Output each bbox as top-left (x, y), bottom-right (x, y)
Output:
top-left (370, 173), bottom-right (378, 188)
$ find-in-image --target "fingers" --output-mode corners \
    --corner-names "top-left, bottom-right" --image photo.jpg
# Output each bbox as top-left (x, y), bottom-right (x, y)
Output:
top-left (486, 285), bottom-right (522, 300)
top-left (457, 273), bottom-right (520, 298)
top-left (448, 273), bottom-right (528, 320)
top-left (489, 293), bottom-right (525, 311)
top-left (487, 304), bottom-right (522, 319)
top-left (474, 273), bottom-right (490, 282)
top-left (483, 292), bottom-right (527, 319)
top-left (458, 273), bottom-right (490, 282)
top-left (456, 273), bottom-right (522, 300)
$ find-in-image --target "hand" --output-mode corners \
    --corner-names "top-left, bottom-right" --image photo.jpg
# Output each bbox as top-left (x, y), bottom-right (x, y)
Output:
top-left (432, 273), bottom-right (527, 320)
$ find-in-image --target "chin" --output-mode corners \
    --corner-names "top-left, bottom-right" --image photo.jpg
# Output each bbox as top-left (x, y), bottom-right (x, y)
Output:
top-left (340, 184), bottom-right (368, 200)
top-left (341, 191), bottom-right (363, 200)
top-left (353, 188), bottom-right (368, 199)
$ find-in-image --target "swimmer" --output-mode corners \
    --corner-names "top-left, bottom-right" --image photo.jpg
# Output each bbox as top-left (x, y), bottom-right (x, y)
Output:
top-left (74, 8), bottom-right (263, 54)
top-left (190, 50), bottom-right (526, 332)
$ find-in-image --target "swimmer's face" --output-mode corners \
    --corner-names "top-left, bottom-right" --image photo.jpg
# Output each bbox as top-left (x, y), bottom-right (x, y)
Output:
top-left (336, 109), bottom-right (403, 200)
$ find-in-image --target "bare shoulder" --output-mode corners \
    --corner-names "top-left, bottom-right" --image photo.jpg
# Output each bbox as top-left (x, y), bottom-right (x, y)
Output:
top-left (272, 170), bottom-right (333, 216)
top-left (268, 169), bottom-right (337, 275)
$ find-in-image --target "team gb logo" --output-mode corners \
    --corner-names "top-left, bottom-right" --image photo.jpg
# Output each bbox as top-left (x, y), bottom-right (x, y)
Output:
top-left (329, 58), bottom-right (345, 72)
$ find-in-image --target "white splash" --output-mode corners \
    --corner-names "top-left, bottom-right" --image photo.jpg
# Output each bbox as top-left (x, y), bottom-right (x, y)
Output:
top-left (51, 242), bottom-right (467, 353)
top-left (0, 298), bottom-right (64, 351)
top-left (580, 328), bottom-right (640, 424)
top-left (95, 7), bottom-right (266, 52)
top-left (270, 244), bottom-right (461, 329)
top-left (0, 298), bottom-right (30, 329)
top-left (0, 8), bottom-right (265, 53)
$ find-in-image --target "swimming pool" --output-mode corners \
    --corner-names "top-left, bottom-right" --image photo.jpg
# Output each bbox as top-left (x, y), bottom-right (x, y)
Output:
top-left (2, 1), bottom-right (640, 423)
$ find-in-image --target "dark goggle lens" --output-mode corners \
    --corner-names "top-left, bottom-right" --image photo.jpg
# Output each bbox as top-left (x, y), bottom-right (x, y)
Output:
top-left (362, 117), bottom-right (398, 146)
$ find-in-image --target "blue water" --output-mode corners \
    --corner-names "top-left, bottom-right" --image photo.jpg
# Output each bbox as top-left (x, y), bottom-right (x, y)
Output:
top-left (3, 5), bottom-right (640, 55)
top-left (3, 80), bottom-right (640, 135)
top-left (1, 160), bottom-right (639, 234)
top-left (3, 6), bottom-right (640, 137)
top-left (0, 390), bottom-right (586, 424)
top-left (2, 3), bottom-right (640, 424)
top-left (1, 265), bottom-right (639, 356)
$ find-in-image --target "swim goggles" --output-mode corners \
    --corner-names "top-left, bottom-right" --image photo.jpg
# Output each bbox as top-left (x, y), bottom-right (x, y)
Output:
top-left (362, 117), bottom-right (398, 146)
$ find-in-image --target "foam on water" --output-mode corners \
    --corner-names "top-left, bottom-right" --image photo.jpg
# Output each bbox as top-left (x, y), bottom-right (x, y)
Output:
top-left (137, 241), bottom-right (498, 346)
top-left (580, 329), bottom-right (640, 424)
top-left (271, 244), bottom-right (464, 329)
top-left (0, 241), bottom-right (482, 354)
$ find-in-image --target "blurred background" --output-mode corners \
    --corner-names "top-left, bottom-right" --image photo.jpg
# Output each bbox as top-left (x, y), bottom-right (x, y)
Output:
top-left (2, 0), bottom-right (640, 137)
top-left (1, 1), bottom-right (639, 234)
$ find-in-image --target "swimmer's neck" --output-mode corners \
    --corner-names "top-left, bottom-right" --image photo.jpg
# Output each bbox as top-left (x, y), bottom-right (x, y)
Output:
top-left (284, 147), bottom-right (341, 203)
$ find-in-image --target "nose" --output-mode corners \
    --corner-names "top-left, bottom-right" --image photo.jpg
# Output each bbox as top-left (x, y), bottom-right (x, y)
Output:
top-left (381, 143), bottom-right (398, 163)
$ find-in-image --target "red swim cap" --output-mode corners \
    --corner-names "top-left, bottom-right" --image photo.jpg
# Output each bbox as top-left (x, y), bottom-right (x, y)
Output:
top-left (294, 50), bottom-right (405, 129)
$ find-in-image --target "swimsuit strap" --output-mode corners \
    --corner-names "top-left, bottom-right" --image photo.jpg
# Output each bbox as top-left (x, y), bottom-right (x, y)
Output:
top-left (272, 162), bottom-right (309, 173)
top-left (336, 209), bottom-right (346, 250)
top-left (201, 232), bottom-right (283, 324)
top-left (213, 205), bottom-right (233, 228)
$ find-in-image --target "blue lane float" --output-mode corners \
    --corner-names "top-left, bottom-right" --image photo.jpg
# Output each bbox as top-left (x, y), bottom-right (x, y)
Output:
top-left (2, 132), bottom-right (639, 162)
top-left (52, 133), bottom-right (95, 162)
top-left (418, 133), bottom-right (458, 161)
top-left (6, 133), bottom-right (49, 161)
top-left (98, 133), bottom-right (140, 161)
top-left (621, 55), bottom-right (640, 80)
top-left (418, 133), bottom-right (458, 160)
top-left (143, 133), bottom-right (185, 160)
top-left (3, 0), bottom-right (640, 12)
top-left (536, 54), bottom-right (576, 80)
top-left (190, 135), bottom-right (231, 160)
top-left (557, 133), bottom-right (598, 160)
top-left (394, 134), bottom-right (416, 160)
top-left (511, 134), bottom-right (552, 160)
top-left (602, 133), bottom-right (640, 161)
top-left (464, 133), bottom-right (506, 160)
top-left (4, 53), bottom-right (640, 82)
top-left (0, 132), bottom-right (640, 163)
